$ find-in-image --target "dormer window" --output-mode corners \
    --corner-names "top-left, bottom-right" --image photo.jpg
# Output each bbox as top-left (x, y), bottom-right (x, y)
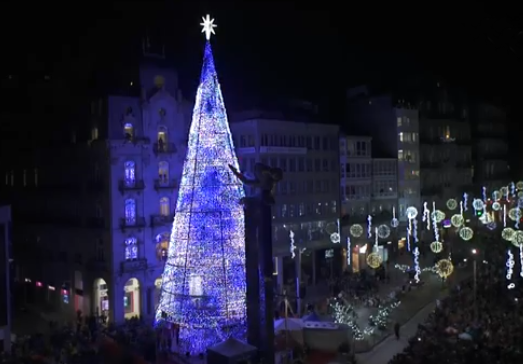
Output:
top-left (124, 123), bottom-right (134, 140)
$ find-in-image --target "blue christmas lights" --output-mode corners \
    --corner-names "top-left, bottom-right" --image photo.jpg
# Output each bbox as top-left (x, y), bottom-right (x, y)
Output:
top-left (155, 40), bottom-right (247, 354)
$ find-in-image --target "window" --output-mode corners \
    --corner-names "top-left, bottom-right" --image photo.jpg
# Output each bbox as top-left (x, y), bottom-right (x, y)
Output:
top-left (331, 201), bottom-right (337, 213)
top-left (160, 197), bottom-right (170, 216)
top-left (158, 161), bottom-right (169, 182)
top-left (298, 158), bottom-right (305, 172)
top-left (10, 170), bottom-right (14, 186)
top-left (322, 159), bottom-right (329, 172)
top-left (125, 237), bottom-right (138, 261)
top-left (124, 161), bottom-right (136, 186)
top-left (157, 126), bottom-right (168, 150)
top-left (299, 203), bottom-right (305, 216)
top-left (91, 127), bottom-right (99, 140)
top-left (289, 158), bottom-right (296, 172)
top-left (397, 117), bottom-right (402, 126)
top-left (124, 123), bottom-right (134, 140)
top-left (124, 199), bottom-right (136, 225)
top-left (156, 232), bottom-right (170, 262)
top-left (306, 159), bottom-right (312, 172)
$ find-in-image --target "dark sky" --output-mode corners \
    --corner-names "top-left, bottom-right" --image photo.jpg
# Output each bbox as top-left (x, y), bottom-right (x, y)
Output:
top-left (3, 2), bottom-right (523, 120)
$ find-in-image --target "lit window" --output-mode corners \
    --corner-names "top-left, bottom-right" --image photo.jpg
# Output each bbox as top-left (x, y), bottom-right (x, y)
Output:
top-left (398, 150), bottom-right (404, 161)
top-left (158, 161), bottom-right (169, 182)
top-left (91, 127), bottom-right (99, 140)
top-left (160, 197), bottom-right (170, 216)
top-left (124, 123), bottom-right (134, 140)
top-left (157, 127), bottom-right (168, 151)
top-left (10, 170), bottom-right (14, 186)
top-left (399, 132), bottom-right (404, 142)
top-left (155, 232), bottom-right (170, 262)
top-left (125, 237), bottom-right (138, 260)
top-left (397, 117), bottom-right (402, 126)
top-left (124, 199), bottom-right (136, 225)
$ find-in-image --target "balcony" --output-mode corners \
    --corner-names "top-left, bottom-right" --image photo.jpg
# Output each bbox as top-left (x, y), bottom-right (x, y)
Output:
top-left (120, 258), bottom-right (148, 274)
top-left (154, 178), bottom-right (177, 190)
top-left (119, 217), bottom-right (146, 231)
top-left (151, 214), bottom-right (174, 227)
top-left (153, 142), bottom-right (177, 156)
top-left (118, 179), bottom-right (145, 193)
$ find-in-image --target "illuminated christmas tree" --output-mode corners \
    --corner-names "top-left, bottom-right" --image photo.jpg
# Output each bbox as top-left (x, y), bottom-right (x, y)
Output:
top-left (155, 15), bottom-right (247, 354)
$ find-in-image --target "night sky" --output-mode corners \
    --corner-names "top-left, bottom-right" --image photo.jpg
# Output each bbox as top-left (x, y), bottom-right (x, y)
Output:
top-left (3, 2), bottom-right (522, 125)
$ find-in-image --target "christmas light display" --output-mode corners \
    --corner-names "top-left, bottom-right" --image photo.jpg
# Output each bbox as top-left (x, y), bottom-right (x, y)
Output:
top-left (502, 227), bottom-right (515, 241)
top-left (413, 247), bottom-right (421, 283)
top-left (391, 206), bottom-right (399, 228)
top-left (155, 24), bottom-right (247, 353)
top-left (511, 182), bottom-right (516, 199)
top-left (506, 249), bottom-right (514, 289)
top-left (492, 201), bottom-right (501, 211)
top-left (432, 202), bottom-right (440, 241)
top-left (446, 198), bottom-right (457, 210)
top-left (502, 186), bottom-right (509, 200)
top-left (435, 259), bottom-right (454, 279)
top-left (350, 224), bottom-right (363, 238)
top-left (472, 199), bottom-right (484, 215)
top-left (463, 193), bottom-right (469, 212)
top-left (423, 202), bottom-right (430, 230)
top-left (451, 214), bottom-right (464, 228)
top-left (482, 186), bottom-right (487, 204)
top-left (377, 224), bottom-right (391, 239)
top-left (516, 209), bottom-right (521, 230)
top-left (520, 245), bottom-right (523, 278)
top-left (459, 226), bottom-right (474, 241)
top-left (492, 190), bottom-right (501, 201)
top-left (430, 241), bottom-right (443, 253)
top-left (346, 237), bottom-right (351, 266)
top-left (412, 219), bottom-right (419, 242)
top-left (374, 227), bottom-right (379, 248)
top-left (290, 230), bottom-right (296, 259)
top-left (366, 251), bottom-right (382, 269)
top-left (508, 208), bottom-right (519, 221)
top-left (367, 215), bottom-right (373, 239)
top-left (513, 231), bottom-right (523, 248)
top-left (460, 201), bottom-right (464, 217)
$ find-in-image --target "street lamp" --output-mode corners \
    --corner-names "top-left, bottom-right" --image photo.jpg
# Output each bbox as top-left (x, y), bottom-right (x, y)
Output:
top-left (471, 248), bottom-right (478, 321)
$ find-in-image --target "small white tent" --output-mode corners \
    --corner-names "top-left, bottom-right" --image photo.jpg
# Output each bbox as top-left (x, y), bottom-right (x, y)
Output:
top-left (274, 318), bottom-right (303, 332)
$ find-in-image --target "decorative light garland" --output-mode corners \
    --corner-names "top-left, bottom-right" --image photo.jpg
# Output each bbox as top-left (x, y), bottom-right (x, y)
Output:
top-left (367, 215), bottom-right (372, 239)
top-left (504, 204), bottom-right (507, 228)
top-left (290, 230), bottom-right (296, 259)
top-left (346, 237), bottom-right (351, 266)
top-left (511, 182), bottom-right (516, 200)
top-left (463, 193), bottom-right (468, 212)
top-left (432, 202), bottom-right (440, 243)
top-left (516, 208), bottom-right (521, 230)
top-left (460, 201), bottom-right (464, 217)
top-left (412, 219), bottom-right (418, 242)
top-left (413, 247), bottom-right (421, 283)
top-left (422, 202), bottom-right (430, 230)
top-left (156, 30), bottom-right (247, 354)
top-left (506, 249), bottom-right (515, 290)
top-left (482, 186), bottom-right (487, 204)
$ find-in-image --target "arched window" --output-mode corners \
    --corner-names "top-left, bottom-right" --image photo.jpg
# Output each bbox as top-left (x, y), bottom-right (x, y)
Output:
top-left (160, 197), bottom-right (170, 216)
top-left (124, 123), bottom-right (134, 140)
top-left (124, 161), bottom-right (136, 186)
top-left (125, 199), bottom-right (136, 225)
top-left (155, 232), bottom-right (170, 262)
top-left (157, 126), bottom-right (167, 151)
top-left (158, 161), bottom-right (169, 182)
top-left (125, 237), bottom-right (138, 260)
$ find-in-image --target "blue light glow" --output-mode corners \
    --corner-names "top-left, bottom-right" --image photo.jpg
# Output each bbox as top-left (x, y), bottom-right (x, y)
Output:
top-left (155, 40), bottom-right (247, 354)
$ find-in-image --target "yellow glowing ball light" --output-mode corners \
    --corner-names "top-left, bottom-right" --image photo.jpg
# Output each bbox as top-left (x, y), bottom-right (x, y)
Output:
top-left (350, 224), bottom-right (364, 238)
top-left (366, 253), bottom-right (382, 269)
top-left (502, 227), bottom-right (516, 242)
top-left (436, 259), bottom-right (454, 279)
top-left (430, 241), bottom-right (443, 253)
top-left (446, 198), bottom-right (458, 210)
top-left (511, 230), bottom-right (523, 248)
top-left (508, 208), bottom-right (520, 222)
top-left (459, 226), bottom-right (474, 241)
top-left (451, 214), bottom-right (464, 228)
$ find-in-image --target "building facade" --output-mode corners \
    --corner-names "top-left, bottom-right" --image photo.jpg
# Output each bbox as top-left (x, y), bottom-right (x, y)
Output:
top-left (345, 86), bottom-right (421, 221)
top-left (231, 116), bottom-right (341, 286)
top-left (470, 103), bottom-right (510, 189)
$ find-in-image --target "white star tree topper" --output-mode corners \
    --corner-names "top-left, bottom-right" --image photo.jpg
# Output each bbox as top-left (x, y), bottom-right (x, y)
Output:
top-left (200, 14), bottom-right (217, 40)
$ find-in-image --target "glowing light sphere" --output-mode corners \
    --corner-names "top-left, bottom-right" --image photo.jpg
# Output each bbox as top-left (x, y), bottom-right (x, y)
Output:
top-left (377, 224), bottom-right (391, 239)
top-left (508, 208), bottom-right (520, 221)
top-left (492, 190), bottom-right (501, 201)
top-left (435, 259), bottom-right (454, 279)
top-left (350, 224), bottom-right (364, 238)
top-left (518, 191), bottom-right (523, 199)
top-left (511, 231), bottom-right (523, 247)
top-left (472, 199), bottom-right (484, 211)
top-left (330, 232), bottom-right (340, 244)
top-left (502, 227), bottom-right (515, 241)
top-left (492, 202), bottom-right (501, 211)
top-left (459, 226), bottom-right (474, 241)
top-left (451, 214), bottom-right (464, 228)
top-left (446, 198), bottom-right (458, 210)
top-left (431, 210), bottom-right (446, 223)
top-left (391, 218), bottom-right (399, 228)
top-left (366, 253), bottom-right (382, 269)
top-left (406, 206), bottom-right (418, 220)
top-left (516, 181), bottom-right (523, 190)
top-left (430, 241), bottom-right (443, 253)
top-left (500, 186), bottom-right (509, 196)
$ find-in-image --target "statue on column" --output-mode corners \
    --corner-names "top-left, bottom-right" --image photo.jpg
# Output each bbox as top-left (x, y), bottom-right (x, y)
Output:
top-left (228, 163), bottom-right (283, 205)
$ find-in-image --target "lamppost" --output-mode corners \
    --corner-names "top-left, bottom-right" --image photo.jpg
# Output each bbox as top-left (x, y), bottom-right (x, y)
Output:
top-left (471, 248), bottom-right (478, 321)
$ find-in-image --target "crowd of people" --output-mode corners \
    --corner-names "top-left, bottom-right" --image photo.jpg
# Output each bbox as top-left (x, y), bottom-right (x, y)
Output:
top-left (389, 248), bottom-right (523, 364)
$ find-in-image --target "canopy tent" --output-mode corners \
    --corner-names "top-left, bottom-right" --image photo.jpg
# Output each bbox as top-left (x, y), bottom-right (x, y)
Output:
top-left (207, 338), bottom-right (256, 364)
top-left (274, 318), bottom-right (304, 332)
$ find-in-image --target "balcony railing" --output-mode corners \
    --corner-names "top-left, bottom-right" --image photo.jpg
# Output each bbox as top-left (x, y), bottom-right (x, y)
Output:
top-left (119, 217), bottom-right (146, 230)
top-left (151, 214), bottom-right (174, 227)
top-left (120, 258), bottom-right (148, 273)
top-left (118, 179), bottom-right (145, 193)
top-left (154, 179), bottom-right (177, 190)
top-left (153, 142), bottom-right (177, 155)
